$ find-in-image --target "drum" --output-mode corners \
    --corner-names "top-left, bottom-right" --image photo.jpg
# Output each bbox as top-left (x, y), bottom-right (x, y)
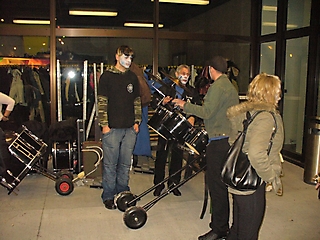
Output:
top-left (9, 126), bottom-right (47, 165)
top-left (162, 110), bottom-right (192, 142)
top-left (1, 153), bottom-right (28, 192)
top-left (184, 128), bottom-right (208, 155)
top-left (148, 105), bottom-right (172, 140)
top-left (5, 126), bottom-right (48, 194)
top-left (52, 141), bottom-right (75, 171)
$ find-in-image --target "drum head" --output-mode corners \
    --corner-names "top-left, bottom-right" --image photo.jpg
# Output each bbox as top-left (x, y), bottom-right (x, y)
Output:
top-left (162, 110), bottom-right (192, 142)
top-left (148, 106), bottom-right (172, 140)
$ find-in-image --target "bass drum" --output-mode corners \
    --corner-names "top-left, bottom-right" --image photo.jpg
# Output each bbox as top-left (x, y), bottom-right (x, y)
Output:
top-left (184, 128), bottom-right (208, 155)
top-left (147, 105), bottom-right (172, 140)
top-left (52, 141), bottom-right (75, 171)
top-left (162, 110), bottom-right (192, 143)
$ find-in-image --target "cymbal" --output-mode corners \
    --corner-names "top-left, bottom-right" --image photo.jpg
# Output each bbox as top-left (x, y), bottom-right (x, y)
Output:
top-left (160, 70), bottom-right (192, 95)
top-left (145, 71), bottom-right (173, 90)
top-left (146, 71), bottom-right (168, 87)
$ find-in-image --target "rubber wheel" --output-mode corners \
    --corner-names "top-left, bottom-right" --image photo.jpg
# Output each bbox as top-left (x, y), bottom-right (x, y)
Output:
top-left (55, 177), bottom-right (74, 196)
top-left (59, 170), bottom-right (74, 180)
top-left (123, 206), bottom-right (147, 229)
top-left (115, 191), bottom-right (137, 212)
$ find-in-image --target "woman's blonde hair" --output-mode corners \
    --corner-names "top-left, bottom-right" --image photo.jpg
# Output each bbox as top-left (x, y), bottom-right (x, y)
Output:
top-left (247, 73), bottom-right (282, 107)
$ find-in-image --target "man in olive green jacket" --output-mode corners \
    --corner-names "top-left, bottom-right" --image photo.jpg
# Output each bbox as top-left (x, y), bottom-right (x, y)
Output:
top-left (173, 56), bottom-right (239, 240)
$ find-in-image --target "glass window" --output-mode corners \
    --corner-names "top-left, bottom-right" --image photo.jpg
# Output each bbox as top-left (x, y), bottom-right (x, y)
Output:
top-left (260, 41), bottom-right (276, 74)
top-left (0, 36), bottom-right (51, 126)
top-left (55, 37), bottom-right (154, 120)
top-left (287, 0), bottom-right (311, 30)
top-left (0, 36), bottom-right (49, 57)
top-left (159, 40), bottom-right (250, 93)
top-left (261, 0), bottom-right (277, 35)
top-left (56, 37), bottom-right (153, 65)
top-left (282, 37), bottom-right (309, 154)
top-left (166, 0), bottom-right (251, 36)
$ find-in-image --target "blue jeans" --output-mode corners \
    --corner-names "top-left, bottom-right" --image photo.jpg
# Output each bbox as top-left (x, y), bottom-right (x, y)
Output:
top-left (101, 127), bottom-right (137, 201)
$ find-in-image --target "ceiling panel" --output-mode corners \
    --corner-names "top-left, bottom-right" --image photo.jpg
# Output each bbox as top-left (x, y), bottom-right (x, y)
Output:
top-left (0, 0), bottom-right (230, 29)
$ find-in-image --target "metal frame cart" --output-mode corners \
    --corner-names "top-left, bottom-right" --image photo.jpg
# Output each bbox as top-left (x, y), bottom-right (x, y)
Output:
top-left (0, 126), bottom-right (74, 196)
top-left (115, 152), bottom-right (206, 229)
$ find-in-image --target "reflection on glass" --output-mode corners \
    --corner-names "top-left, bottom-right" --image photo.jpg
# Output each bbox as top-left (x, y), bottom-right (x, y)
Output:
top-left (1, 34), bottom-right (252, 119)
top-left (0, 36), bottom-right (50, 57)
top-left (287, 0), bottom-right (311, 30)
top-left (260, 41), bottom-right (276, 74)
top-left (261, 0), bottom-right (277, 35)
top-left (282, 37), bottom-right (309, 154)
top-left (159, 40), bottom-right (250, 93)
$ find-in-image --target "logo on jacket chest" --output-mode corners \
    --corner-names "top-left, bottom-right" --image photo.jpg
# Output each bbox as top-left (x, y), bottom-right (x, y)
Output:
top-left (127, 83), bottom-right (134, 93)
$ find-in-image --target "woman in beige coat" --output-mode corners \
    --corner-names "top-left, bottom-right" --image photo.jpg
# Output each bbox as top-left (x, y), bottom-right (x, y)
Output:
top-left (226, 73), bottom-right (284, 240)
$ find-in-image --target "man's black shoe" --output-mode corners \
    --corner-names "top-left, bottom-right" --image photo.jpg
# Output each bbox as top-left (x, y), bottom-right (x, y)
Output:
top-left (169, 184), bottom-right (182, 196)
top-left (171, 188), bottom-right (181, 196)
top-left (153, 186), bottom-right (164, 196)
top-left (103, 199), bottom-right (116, 210)
top-left (198, 230), bottom-right (227, 240)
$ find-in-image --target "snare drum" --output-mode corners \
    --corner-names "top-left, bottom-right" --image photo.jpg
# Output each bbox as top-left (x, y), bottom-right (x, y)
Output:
top-left (162, 110), bottom-right (192, 142)
top-left (148, 105), bottom-right (172, 140)
top-left (9, 126), bottom-right (47, 165)
top-left (184, 128), bottom-right (208, 155)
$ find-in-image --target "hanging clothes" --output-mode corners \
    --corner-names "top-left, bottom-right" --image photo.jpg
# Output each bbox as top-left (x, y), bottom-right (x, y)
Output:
top-left (32, 69), bottom-right (45, 95)
top-left (9, 69), bottom-right (26, 105)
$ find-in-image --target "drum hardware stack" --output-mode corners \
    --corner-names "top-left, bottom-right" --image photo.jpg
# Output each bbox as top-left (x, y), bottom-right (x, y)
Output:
top-left (72, 142), bottom-right (104, 189)
top-left (48, 118), bottom-right (83, 175)
top-left (148, 105), bottom-right (208, 155)
top-left (1, 126), bottom-right (75, 196)
top-left (110, 70), bottom-right (209, 228)
top-left (112, 94), bottom-right (208, 229)
top-left (146, 71), bottom-right (208, 155)
top-left (115, 154), bottom-right (206, 229)
top-left (52, 140), bottom-right (77, 173)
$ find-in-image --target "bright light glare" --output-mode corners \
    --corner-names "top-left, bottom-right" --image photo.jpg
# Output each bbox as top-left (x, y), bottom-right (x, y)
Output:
top-left (69, 10), bottom-right (117, 17)
top-left (68, 71), bottom-right (76, 79)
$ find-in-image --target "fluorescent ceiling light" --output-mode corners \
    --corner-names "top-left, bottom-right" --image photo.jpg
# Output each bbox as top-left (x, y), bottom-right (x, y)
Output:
top-left (124, 22), bottom-right (164, 28)
top-left (69, 10), bottom-right (117, 17)
top-left (13, 19), bottom-right (50, 25)
top-left (151, 0), bottom-right (209, 5)
top-left (262, 22), bottom-right (298, 29)
top-left (262, 6), bottom-right (277, 11)
top-left (262, 22), bottom-right (277, 27)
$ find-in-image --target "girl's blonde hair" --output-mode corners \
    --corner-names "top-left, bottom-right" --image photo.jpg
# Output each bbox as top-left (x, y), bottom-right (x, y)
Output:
top-left (247, 73), bottom-right (282, 107)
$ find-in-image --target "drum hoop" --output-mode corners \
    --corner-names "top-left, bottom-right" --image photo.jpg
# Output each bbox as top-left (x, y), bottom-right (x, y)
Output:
top-left (148, 125), bottom-right (168, 140)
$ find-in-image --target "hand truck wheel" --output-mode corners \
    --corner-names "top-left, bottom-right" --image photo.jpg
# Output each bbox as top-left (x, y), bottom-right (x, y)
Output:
top-left (123, 206), bottom-right (147, 229)
top-left (55, 177), bottom-right (74, 196)
top-left (115, 191), bottom-right (137, 212)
